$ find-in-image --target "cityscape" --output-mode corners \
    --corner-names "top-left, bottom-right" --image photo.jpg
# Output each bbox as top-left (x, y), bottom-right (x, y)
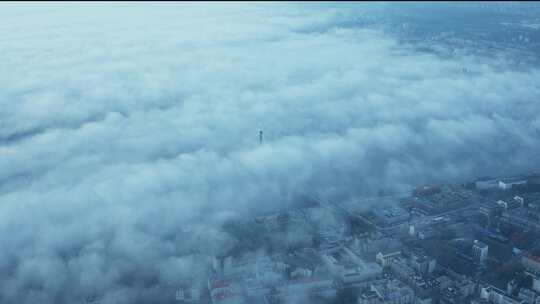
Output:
top-left (2, 2), bottom-right (540, 304)
top-left (168, 172), bottom-right (540, 304)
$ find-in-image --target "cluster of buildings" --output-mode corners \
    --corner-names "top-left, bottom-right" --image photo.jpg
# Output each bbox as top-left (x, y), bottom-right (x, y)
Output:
top-left (173, 172), bottom-right (540, 304)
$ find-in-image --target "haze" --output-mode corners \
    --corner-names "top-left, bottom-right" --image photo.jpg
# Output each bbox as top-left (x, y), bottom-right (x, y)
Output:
top-left (1, 2), bottom-right (540, 304)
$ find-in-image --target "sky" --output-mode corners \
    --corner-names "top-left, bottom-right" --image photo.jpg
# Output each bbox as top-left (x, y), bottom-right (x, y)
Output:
top-left (1, 2), bottom-right (540, 303)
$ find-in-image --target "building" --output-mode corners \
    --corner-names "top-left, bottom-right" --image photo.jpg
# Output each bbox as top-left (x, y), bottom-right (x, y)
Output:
top-left (523, 255), bottom-right (540, 273)
top-left (410, 253), bottom-right (436, 275)
top-left (413, 185), bottom-right (442, 197)
top-left (413, 186), bottom-right (483, 215)
top-left (479, 202), bottom-right (504, 225)
top-left (376, 250), bottom-right (401, 267)
top-left (212, 253), bottom-right (258, 280)
top-left (370, 279), bottom-right (415, 304)
top-left (508, 279), bottom-right (519, 296)
top-left (358, 280), bottom-right (417, 304)
top-left (321, 246), bottom-right (382, 285)
top-left (527, 271), bottom-right (540, 293)
top-left (358, 290), bottom-right (381, 304)
top-left (455, 278), bottom-right (477, 298)
top-left (408, 224), bottom-right (416, 237)
top-left (514, 196), bottom-right (525, 207)
top-left (340, 263), bottom-right (382, 285)
top-left (525, 175), bottom-right (540, 193)
top-left (518, 288), bottom-right (536, 304)
top-left (499, 177), bottom-right (527, 190)
top-left (498, 200), bottom-right (510, 210)
top-left (389, 258), bottom-right (415, 284)
top-left (500, 208), bottom-right (540, 232)
top-left (417, 227), bottom-right (441, 240)
top-left (480, 285), bottom-right (524, 304)
top-left (370, 205), bottom-right (410, 232)
top-left (476, 178), bottom-right (500, 190)
top-left (361, 236), bottom-right (402, 256)
top-left (436, 276), bottom-right (453, 290)
top-left (472, 240), bottom-right (489, 264)
top-left (175, 287), bottom-right (201, 303)
top-left (278, 276), bottom-right (337, 300)
top-left (416, 295), bottom-right (433, 304)
top-left (475, 176), bottom-right (527, 191)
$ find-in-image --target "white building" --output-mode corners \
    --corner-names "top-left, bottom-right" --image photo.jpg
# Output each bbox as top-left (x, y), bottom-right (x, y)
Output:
top-left (499, 178), bottom-right (527, 190)
top-left (472, 240), bottom-right (489, 264)
top-left (376, 250), bottom-right (401, 267)
top-left (480, 285), bottom-right (524, 304)
top-left (476, 176), bottom-right (527, 191)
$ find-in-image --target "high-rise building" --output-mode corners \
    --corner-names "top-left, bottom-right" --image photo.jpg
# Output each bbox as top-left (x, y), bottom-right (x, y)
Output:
top-left (472, 240), bottom-right (489, 264)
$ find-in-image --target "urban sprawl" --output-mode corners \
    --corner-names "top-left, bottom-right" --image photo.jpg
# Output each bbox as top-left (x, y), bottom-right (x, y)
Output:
top-left (161, 173), bottom-right (540, 304)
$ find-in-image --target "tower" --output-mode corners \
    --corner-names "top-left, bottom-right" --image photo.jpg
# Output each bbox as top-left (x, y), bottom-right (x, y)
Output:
top-left (259, 130), bottom-right (263, 144)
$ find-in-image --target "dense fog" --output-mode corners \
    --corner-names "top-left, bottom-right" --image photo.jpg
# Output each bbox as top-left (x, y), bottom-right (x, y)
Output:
top-left (1, 2), bottom-right (539, 303)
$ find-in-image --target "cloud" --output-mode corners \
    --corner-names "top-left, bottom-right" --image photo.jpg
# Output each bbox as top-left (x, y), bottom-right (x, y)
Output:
top-left (0, 2), bottom-right (539, 303)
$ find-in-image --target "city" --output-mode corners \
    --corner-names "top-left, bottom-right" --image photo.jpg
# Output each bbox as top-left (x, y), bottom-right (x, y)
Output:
top-left (171, 173), bottom-right (540, 304)
top-left (2, 2), bottom-right (540, 304)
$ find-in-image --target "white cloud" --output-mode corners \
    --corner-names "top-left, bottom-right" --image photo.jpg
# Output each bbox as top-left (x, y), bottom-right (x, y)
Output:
top-left (0, 2), bottom-right (539, 303)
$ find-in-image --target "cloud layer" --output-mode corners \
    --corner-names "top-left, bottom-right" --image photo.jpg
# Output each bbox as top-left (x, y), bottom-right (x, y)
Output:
top-left (1, 2), bottom-right (540, 303)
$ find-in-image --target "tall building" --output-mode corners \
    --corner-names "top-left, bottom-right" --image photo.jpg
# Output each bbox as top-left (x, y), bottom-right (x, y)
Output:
top-left (472, 240), bottom-right (489, 264)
